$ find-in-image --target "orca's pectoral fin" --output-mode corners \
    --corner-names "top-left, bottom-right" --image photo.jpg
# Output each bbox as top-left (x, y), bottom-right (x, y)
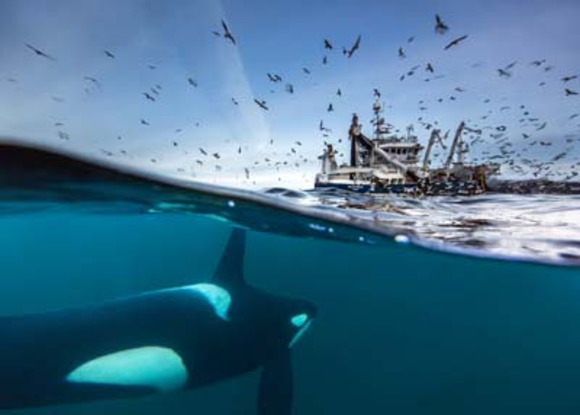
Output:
top-left (257, 349), bottom-right (293, 415)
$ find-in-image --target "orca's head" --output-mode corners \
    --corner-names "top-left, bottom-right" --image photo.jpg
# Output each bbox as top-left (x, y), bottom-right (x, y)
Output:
top-left (220, 288), bottom-right (317, 353)
top-left (256, 292), bottom-right (317, 349)
top-left (212, 229), bottom-right (317, 352)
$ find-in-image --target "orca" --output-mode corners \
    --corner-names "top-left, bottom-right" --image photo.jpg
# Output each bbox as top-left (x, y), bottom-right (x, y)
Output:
top-left (0, 229), bottom-right (316, 414)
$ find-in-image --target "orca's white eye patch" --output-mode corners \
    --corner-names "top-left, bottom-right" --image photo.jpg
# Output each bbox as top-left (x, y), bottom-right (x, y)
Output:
top-left (290, 313), bottom-right (309, 327)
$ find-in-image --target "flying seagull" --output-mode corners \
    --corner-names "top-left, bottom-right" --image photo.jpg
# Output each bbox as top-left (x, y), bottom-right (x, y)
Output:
top-left (435, 14), bottom-right (449, 34)
top-left (444, 35), bottom-right (468, 50)
top-left (25, 43), bottom-right (56, 61)
top-left (347, 35), bottom-right (361, 58)
top-left (324, 39), bottom-right (333, 50)
top-left (221, 20), bottom-right (236, 45)
top-left (104, 50), bottom-right (115, 59)
top-left (254, 99), bottom-right (269, 110)
top-left (143, 92), bottom-right (156, 102)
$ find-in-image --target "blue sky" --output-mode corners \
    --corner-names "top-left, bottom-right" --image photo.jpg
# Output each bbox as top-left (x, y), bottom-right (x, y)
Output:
top-left (0, 0), bottom-right (579, 188)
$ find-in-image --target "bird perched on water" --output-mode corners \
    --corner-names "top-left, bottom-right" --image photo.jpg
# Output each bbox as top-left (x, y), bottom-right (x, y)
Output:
top-left (444, 35), bottom-right (468, 50)
top-left (254, 99), bottom-right (269, 110)
top-left (346, 35), bottom-right (361, 58)
top-left (25, 43), bottom-right (56, 61)
top-left (219, 20), bottom-right (236, 45)
top-left (435, 14), bottom-right (449, 34)
top-left (565, 88), bottom-right (578, 96)
top-left (324, 39), bottom-right (333, 50)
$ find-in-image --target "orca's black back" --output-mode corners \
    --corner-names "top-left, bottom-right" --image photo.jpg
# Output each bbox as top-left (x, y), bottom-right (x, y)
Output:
top-left (0, 289), bottom-right (224, 409)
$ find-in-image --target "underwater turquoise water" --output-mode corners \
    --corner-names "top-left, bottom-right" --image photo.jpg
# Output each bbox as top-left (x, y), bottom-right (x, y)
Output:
top-left (1, 210), bottom-right (579, 414)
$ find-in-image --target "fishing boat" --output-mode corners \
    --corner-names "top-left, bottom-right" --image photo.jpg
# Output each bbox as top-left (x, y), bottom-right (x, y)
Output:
top-left (315, 99), bottom-right (499, 195)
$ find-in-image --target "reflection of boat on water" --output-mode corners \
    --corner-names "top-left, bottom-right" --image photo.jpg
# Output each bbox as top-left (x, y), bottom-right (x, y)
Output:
top-left (315, 99), bottom-right (499, 195)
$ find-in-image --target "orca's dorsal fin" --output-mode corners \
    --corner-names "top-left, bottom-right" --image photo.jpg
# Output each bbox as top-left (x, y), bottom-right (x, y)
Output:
top-left (213, 228), bottom-right (246, 287)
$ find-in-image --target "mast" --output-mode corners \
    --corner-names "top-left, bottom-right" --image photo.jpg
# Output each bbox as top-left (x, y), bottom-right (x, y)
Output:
top-left (422, 129), bottom-right (441, 171)
top-left (444, 121), bottom-right (465, 171)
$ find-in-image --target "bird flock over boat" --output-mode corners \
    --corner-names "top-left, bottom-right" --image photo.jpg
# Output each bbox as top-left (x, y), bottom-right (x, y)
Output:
top-left (3, 12), bottom-right (580, 184)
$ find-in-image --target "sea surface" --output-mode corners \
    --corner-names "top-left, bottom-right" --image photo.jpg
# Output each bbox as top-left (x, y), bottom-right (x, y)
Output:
top-left (1, 154), bottom-right (580, 414)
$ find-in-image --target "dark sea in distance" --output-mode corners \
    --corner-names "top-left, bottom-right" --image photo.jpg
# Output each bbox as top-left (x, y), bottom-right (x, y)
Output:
top-left (1, 185), bottom-right (580, 414)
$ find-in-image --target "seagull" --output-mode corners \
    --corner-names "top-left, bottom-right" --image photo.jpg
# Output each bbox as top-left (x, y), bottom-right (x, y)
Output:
top-left (347, 35), bottom-right (361, 58)
top-left (398, 47), bottom-right (406, 59)
top-left (143, 92), bottom-right (156, 102)
top-left (444, 35), bottom-right (468, 50)
top-left (285, 83), bottom-right (294, 94)
top-left (199, 148), bottom-right (208, 156)
top-left (327, 103), bottom-right (334, 112)
top-left (83, 76), bottom-right (101, 89)
top-left (565, 88), bottom-right (578, 96)
top-left (373, 88), bottom-right (381, 98)
top-left (324, 39), bottom-right (333, 50)
top-left (140, 119), bottom-right (150, 126)
top-left (188, 78), bottom-right (198, 87)
top-left (562, 75), bottom-right (578, 82)
top-left (337, 88), bottom-right (342, 96)
top-left (530, 59), bottom-right (545, 66)
top-left (221, 20), bottom-right (236, 45)
top-left (302, 67), bottom-right (311, 75)
top-left (319, 120), bottom-right (332, 132)
top-left (104, 50), bottom-right (115, 59)
top-left (435, 14), bottom-right (449, 34)
top-left (254, 99), bottom-right (269, 110)
top-left (25, 43), bottom-right (56, 61)
top-left (498, 68), bottom-right (512, 78)
top-left (426, 63), bottom-right (434, 73)
top-left (232, 97), bottom-right (239, 105)
top-left (323, 56), bottom-right (328, 65)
